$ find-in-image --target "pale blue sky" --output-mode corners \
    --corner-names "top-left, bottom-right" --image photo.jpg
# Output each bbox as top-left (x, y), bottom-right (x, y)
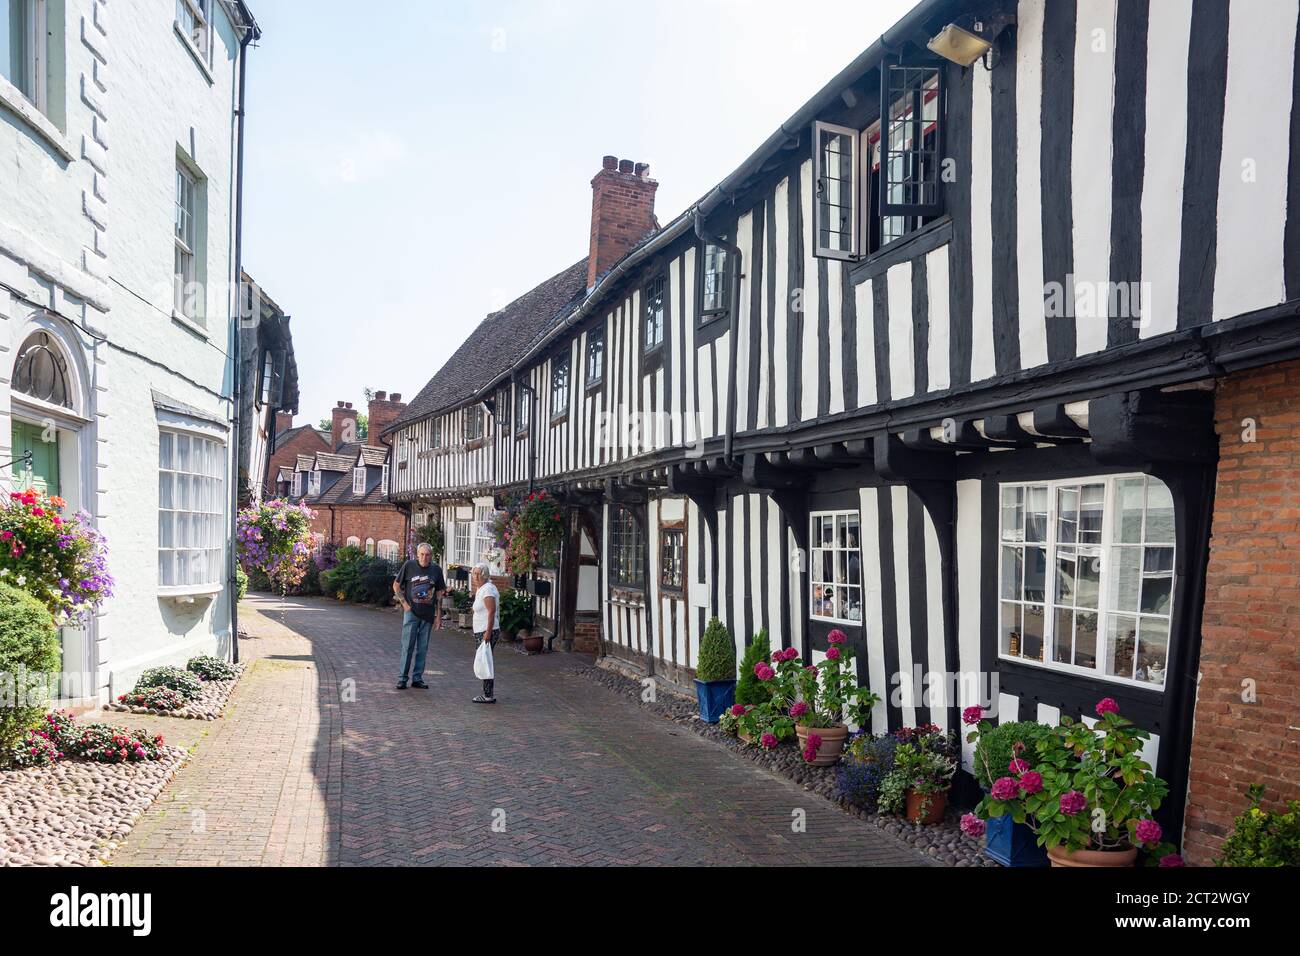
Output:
top-left (241, 0), bottom-right (917, 422)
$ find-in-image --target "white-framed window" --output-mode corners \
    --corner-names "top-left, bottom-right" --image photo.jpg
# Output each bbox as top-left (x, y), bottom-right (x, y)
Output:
top-left (998, 474), bottom-right (1176, 689)
top-left (464, 405), bottom-right (485, 442)
top-left (365, 537), bottom-right (375, 557)
top-left (453, 520), bottom-right (472, 565)
top-left (352, 466), bottom-right (366, 495)
top-left (377, 539), bottom-right (400, 563)
top-left (158, 429), bottom-right (225, 591)
top-left (381, 462), bottom-right (389, 493)
top-left (813, 121), bottom-right (862, 260)
top-left (174, 163), bottom-right (200, 321)
top-left (550, 355), bottom-right (570, 421)
top-left (346, 535), bottom-right (360, 548)
top-left (308, 470), bottom-right (321, 496)
top-left (585, 331), bottom-right (604, 386)
top-left (1, 0), bottom-right (47, 112)
top-left (474, 504), bottom-right (494, 564)
top-left (176, 0), bottom-right (212, 61)
top-left (291, 472), bottom-right (302, 497)
top-left (810, 511), bottom-right (862, 624)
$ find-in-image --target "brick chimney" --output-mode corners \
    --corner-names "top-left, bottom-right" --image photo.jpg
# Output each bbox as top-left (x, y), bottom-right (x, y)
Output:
top-left (275, 411), bottom-right (294, 433)
top-left (587, 155), bottom-right (659, 290)
top-left (367, 390), bottom-right (407, 448)
top-left (331, 401), bottom-right (358, 451)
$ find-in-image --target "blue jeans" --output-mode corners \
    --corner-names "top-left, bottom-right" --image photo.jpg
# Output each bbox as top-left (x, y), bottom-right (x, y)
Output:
top-left (398, 612), bottom-right (433, 683)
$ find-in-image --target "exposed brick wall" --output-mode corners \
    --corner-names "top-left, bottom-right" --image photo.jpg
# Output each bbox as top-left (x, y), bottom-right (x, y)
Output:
top-left (267, 419), bottom-right (329, 491)
top-left (573, 611), bottom-right (601, 655)
top-left (587, 156), bottom-right (658, 289)
top-left (330, 402), bottom-right (359, 451)
top-left (367, 391), bottom-right (406, 448)
top-left (1183, 359), bottom-right (1300, 864)
top-left (311, 505), bottom-right (408, 556)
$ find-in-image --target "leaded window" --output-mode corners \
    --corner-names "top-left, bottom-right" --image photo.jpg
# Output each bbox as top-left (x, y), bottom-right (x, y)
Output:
top-left (699, 242), bottom-right (729, 322)
top-left (550, 355), bottom-right (570, 420)
top-left (660, 527), bottom-right (684, 592)
top-left (644, 276), bottom-right (665, 350)
top-left (586, 330), bottom-right (604, 386)
top-left (610, 506), bottom-right (644, 588)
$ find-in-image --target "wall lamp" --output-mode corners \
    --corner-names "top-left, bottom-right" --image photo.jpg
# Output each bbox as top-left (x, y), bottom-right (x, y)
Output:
top-left (926, 13), bottom-right (1015, 69)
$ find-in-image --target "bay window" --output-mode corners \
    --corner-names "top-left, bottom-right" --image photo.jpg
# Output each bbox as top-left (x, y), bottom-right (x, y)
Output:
top-left (810, 511), bottom-right (862, 624)
top-left (158, 429), bottom-right (225, 591)
top-left (999, 475), bottom-right (1175, 688)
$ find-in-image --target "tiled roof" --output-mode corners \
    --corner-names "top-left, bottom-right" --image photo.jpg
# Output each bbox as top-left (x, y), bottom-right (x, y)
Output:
top-left (389, 258), bottom-right (589, 431)
top-left (294, 454), bottom-right (316, 471)
top-left (314, 452), bottom-right (355, 473)
top-left (274, 425), bottom-right (327, 452)
top-left (357, 445), bottom-right (388, 466)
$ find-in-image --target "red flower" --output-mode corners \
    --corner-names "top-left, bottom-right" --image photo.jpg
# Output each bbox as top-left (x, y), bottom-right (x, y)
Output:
top-left (1095, 697), bottom-right (1120, 717)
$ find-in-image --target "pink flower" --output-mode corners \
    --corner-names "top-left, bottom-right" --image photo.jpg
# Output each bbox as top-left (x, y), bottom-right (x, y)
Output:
top-left (990, 777), bottom-right (1020, 801)
top-left (1059, 790), bottom-right (1087, 816)
top-left (827, 630), bottom-right (847, 645)
top-left (1095, 697), bottom-right (1120, 717)
top-left (826, 647), bottom-right (842, 661)
top-left (760, 733), bottom-right (778, 750)
top-left (754, 663), bottom-right (775, 681)
top-left (730, 704), bottom-right (746, 717)
top-left (804, 665), bottom-right (819, 676)
top-left (802, 733), bottom-right (823, 763)
top-left (959, 813), bottom-right (986, 838)
top-left (1159, 853), bottom-right (1185, 868)
top-left (962, 705), bottom-right (984, 725)
top-left (1018, 771), bottom-right (1043, 795)
top-left (1135, 819), bottom-right (1163, 845)
top-left (1008, 758), bottom-right (1030, 774)
top-left (789, 701), bottom-right (808, 719)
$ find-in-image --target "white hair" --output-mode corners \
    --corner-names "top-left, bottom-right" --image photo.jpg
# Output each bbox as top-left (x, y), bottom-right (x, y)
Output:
top-left (472, 561), bottom-right (490, 577)
top-left (416, 542), bottom-right (433, 555)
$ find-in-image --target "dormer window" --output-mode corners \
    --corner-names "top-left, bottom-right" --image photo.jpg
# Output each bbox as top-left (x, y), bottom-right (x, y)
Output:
top-left (291, 472), bottom-right (302, 497)
top-left (308, 470), bottom-right (321, 496)
top-left (352, 466), bottom-right (366, 495)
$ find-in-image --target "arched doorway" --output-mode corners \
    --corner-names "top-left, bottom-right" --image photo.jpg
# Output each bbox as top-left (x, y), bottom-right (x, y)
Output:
top-left (8, 317), bottom-right (96, 701)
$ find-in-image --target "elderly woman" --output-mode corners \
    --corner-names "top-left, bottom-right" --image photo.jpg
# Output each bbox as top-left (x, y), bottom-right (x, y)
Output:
top-left (470, 562), bottom-right (501, 704)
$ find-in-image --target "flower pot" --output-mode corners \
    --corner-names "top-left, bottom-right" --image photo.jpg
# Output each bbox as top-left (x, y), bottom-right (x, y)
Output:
top-left (694, 679), bottom-right (737, 724)
top-left (984, 813), bottom-right (1049, 867)
top-left (1047, 845), bottom-right (1139, 868)
top-left (794, 723), bottom-right (849, 766)
top-left (904, 788), bottom-right (948, 825)
top-left (457, 612), bottom-right (471, 629)
top-left (521, 629), bottom-right (544, 654)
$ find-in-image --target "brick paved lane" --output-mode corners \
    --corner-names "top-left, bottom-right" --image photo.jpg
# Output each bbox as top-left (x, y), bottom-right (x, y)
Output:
top-left (112, 594), bottom-right (930, 867)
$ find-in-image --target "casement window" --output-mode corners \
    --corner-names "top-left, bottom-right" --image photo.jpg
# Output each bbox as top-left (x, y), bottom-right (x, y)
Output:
top-left (610, 506), bottom-right (645, 588)
top-left (515, 385), bottom-right (531, 435)
top-left (291, 472), bottom-right (302, 497)
top-left (698, 242), bottom-right (730, 324)
top-left (659, 527), bottom-right (684, 592)
top-left (174, 163), bottom-right (204, 322)
top-left (365, 538), bottom-right (375, 557)
top-left (550, 355), bottom-right (570, 422)
top-left (346, 535), bottom-right (360, 548)
top-left (176, 0), bottom-right (212, 62)
top-left (157, 429), bottom-right (225, 591)
top-left (474, 504), bottom-right (494, 564)
top-left (397, 437), bottom-right (409, 468)
top-left (377, 540), bottom-right (400, 563)
top-left (1, 0), bottom-right (47, 112)
top-left (644, 275), bottom-right (666, 350)
top-left (308, 470), bottom-right (321, 497)
top-left (464, 405), bottom-right (485, 442)
top-left (430, 418), bottom-right (443, 449)
top-left (585, 330), bottom-right (604, 387)
top-left (352, 466), bottom-right (366, 496)
top-left (453, 520), bottom-right (472, 565)
top-left (811, 62), bottom-right (944, 260)
top-left (809, 511), bottom-right (862, 624)
top-left (381, 462), bottom-right (389, 493)
top-left (259, 349), bottom-right (286, 408)
top-left (998, 475), bottom-right (1176, 689)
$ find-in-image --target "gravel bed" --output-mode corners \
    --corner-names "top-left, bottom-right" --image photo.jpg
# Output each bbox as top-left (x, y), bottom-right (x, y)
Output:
top-left (104, 665), bottom-right (246, 721)
top-left (0, 747), bottom-right (187, 866)
top-left (574, 661), bottom-right (998, 867)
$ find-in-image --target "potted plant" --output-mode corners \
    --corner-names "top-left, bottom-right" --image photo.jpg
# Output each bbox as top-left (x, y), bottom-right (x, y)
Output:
top-left (877, 726), bottom-right (957, 824)
top-left (971, 719), bottom-right (1056, 866)
top-left (721, 701), bottom-right (795, 747)
top-left (760, 629), bottom-right (879, 766)
top-left (734, 628), bottom-right (773, 708)
top-left (450, 588), bottom-right (473, 629)
top-left (961, 699), bottom-right (1177, 867)
top-left (499, 589), bottom-right (533, 642)
top-left (1214, 785), bottom-right (1299, 867)
top-left (694, 618), bottom-right (737, 723)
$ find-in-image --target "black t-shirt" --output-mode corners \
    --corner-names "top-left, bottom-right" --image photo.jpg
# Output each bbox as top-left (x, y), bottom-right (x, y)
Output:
top-left (395, 560), bottom-right (446, 622)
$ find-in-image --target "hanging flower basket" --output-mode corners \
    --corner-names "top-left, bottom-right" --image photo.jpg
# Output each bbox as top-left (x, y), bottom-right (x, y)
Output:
top-left (236, 499), bottom-right (316, 594)
top-left (500, 491), bottom-right (564, 576)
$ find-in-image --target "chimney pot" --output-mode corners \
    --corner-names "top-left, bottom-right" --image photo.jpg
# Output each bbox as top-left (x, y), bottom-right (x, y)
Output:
top-left (618, 159), bottom-right (634, 174)
top-left (635, 162), bottom-right (650, 178)
top-left (337, 401), bottom-right (345, 408)
top-left (602, 155), bottom-right (618, 170)
top-left (345, 402), bottom-right (353, 409)
top-left (375, 390), bottom-right (387, 402)
top-left (391, 393), bottom-right (402, 403)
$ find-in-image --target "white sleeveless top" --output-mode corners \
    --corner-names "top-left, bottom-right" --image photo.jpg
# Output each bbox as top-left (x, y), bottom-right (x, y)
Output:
top-left (472, 581), bottom-right (500, 633)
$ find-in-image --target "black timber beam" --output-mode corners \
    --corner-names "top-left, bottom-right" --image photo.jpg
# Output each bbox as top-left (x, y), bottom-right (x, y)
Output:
top-left (1032, 404), bottom-right (1089, 440)
top-left (1089, 390), bottom-right (1217, 466)
top-left (874, 433), bottom-right (954, 482)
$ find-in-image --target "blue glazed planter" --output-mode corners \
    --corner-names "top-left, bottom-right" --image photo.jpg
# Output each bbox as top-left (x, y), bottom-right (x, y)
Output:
top-left (694, 679), bottom-right (737, 724)
top-left (985, 813), bottom-right (1049, 867)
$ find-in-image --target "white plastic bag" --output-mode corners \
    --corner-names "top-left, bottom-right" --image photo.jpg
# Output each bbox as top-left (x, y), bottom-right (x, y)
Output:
top-left (473, 641), bottom-right (494, 680)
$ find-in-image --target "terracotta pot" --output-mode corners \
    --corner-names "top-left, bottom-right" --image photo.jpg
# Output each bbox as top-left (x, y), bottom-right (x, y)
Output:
top-left (905, 788), bottom-right (948, 825)
top-left (521, 630), bottom-right (544, 654)
top-left (737, 730), bottom-right (753, 744)
top-left (794, 724), bottom-right (848, 766)
top-left (1047, 845), bottom-right (1139, 868)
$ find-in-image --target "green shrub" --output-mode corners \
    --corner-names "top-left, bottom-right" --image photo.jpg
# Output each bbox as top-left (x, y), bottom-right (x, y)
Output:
top-left (1216, 785), bottom-right (1300, 867)
top-left (499, 589), bottom-right (534, 634)
top-left (135, 665), bottom-right (203, 702)
top-left (235, 566), bottom-right (248, 601)
top-left (696, 618), bottom-right (736, 683)
top-left (320, 545), bottom-right (365, 601)
top-left (0, 581), bottom-right (61, 761)
top-left (187, 655), bottom-right (237, 682)
top-left (451, 588), bottom-right (473, 612)
top-left (971, 719), bottom-right (1057, 791)
top-left (357, 558), bottom-right (396, 605)
top-left (735, 628), bottom-right (773, 706)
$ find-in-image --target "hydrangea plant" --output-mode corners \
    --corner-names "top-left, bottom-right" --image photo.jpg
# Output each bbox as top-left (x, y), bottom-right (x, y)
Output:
top-left (760, 630), bottom-right (879, 731)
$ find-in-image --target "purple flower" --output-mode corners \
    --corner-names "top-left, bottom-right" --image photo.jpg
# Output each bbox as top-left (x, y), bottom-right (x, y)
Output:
top-left (1095, 697), bottom-right (1120, 717)
top-left (990, 777), bottom-right (1021, 801)
top-left (1059, 790), bottom-right (1087, 816)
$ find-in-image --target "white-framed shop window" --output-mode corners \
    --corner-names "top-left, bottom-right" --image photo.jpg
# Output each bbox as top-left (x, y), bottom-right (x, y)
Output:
top-left (158, 428), bottom-right (225, 591)
top-left (998, 474), bottom-right (1175, 689)
top-left (809, 511), bottom-right (862, 624)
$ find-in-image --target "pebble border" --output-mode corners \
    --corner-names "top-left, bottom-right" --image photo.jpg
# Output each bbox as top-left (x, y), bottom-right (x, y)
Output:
top-left (104, 665), bottom-right (246, 721)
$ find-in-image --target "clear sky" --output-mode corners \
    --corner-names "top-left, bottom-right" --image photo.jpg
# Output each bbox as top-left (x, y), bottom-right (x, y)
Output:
top-left (241, 0), bottom-right (919, 423)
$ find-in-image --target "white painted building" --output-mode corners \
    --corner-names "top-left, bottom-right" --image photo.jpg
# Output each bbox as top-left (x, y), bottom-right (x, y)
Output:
top-left (0, 0), bottom-right (260, 705)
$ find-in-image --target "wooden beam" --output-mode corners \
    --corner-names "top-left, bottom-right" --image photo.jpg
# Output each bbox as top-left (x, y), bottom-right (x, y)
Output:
top-left (1090, 390), bottom-right (1217, 465)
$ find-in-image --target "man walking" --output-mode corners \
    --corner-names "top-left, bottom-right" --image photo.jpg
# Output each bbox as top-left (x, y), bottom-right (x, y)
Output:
top-left (392, 542), bottom-right (446, 690)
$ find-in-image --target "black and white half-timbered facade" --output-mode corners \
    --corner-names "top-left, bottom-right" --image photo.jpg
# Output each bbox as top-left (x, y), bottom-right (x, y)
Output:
top-left (386, 0), bottom-right (1300, 851)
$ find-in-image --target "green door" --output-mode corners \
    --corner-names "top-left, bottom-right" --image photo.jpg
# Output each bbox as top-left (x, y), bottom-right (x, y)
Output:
top-left (11, 420), bottom-right (60, 495)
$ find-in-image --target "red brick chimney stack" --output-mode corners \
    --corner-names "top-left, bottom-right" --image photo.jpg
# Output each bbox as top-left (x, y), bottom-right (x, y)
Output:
top-left (331, 401), bottom-right (358, 451)
top-left (587, 155), bottom-right (659, 290)
top-left (275, 411), bottom-right (294, 433)
top-left (367, 390), bottom-right (408, 448)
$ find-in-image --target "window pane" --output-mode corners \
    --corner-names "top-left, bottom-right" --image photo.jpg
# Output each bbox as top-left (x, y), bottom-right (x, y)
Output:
top-left (1136, 618), bottom-right (1169, 687)
top-left (1112, 546), bottom-right (1141, 613)
top-left (1140, 547), bottom-right (1174, 615)
top-left (1021, 604), bottom-right (1045, 662)
top-left (1000, 601), bottom-right (1021, 658)
top-left (1053, 607), bottom-right (1073, 664)
top-left (1116, 477), bottom-right (1145, 543)
top-left (1106, 614), bottom-right (1139, 680)
top-left (1024, 546), bottom-right (1047, 603)
top-left (1145, 479), bottom-right (1175, 544)
top-left (1025, 486), bottom-right (1048, 543)
top-left (1076, 550), bottom-right (1101, 608)
top-left (1074, 611), bottom-right (1098, 669)
top-left (1055, 548), bottom-right (1077, 605)
top-left (1000, 546), bottom-right (1022, 600)
top-left (1079, 484), bottom-right (1104, 544)
top-left (1057, 487), bottom-right (1079, 544)
top-left (159, 431), bottom-right (173, 468)
top-left (1000, 486), bottom-right (1023, 542)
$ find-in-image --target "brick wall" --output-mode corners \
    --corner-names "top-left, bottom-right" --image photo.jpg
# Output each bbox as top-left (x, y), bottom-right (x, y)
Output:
top-left (1183, 358), bottom-right (1300, 864)
top-left (312, 505), bottom-right (408, 556)
top-left (573, 611), bottom-right (601, 655)
top-left (587, 156), bottom-right (658, 289)
top-left (267, 421), bottom-right (329, 490)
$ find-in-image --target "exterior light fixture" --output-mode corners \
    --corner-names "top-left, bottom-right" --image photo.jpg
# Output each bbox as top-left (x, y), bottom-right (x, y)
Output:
top-left (926, 23), bottom-right (992, 67)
